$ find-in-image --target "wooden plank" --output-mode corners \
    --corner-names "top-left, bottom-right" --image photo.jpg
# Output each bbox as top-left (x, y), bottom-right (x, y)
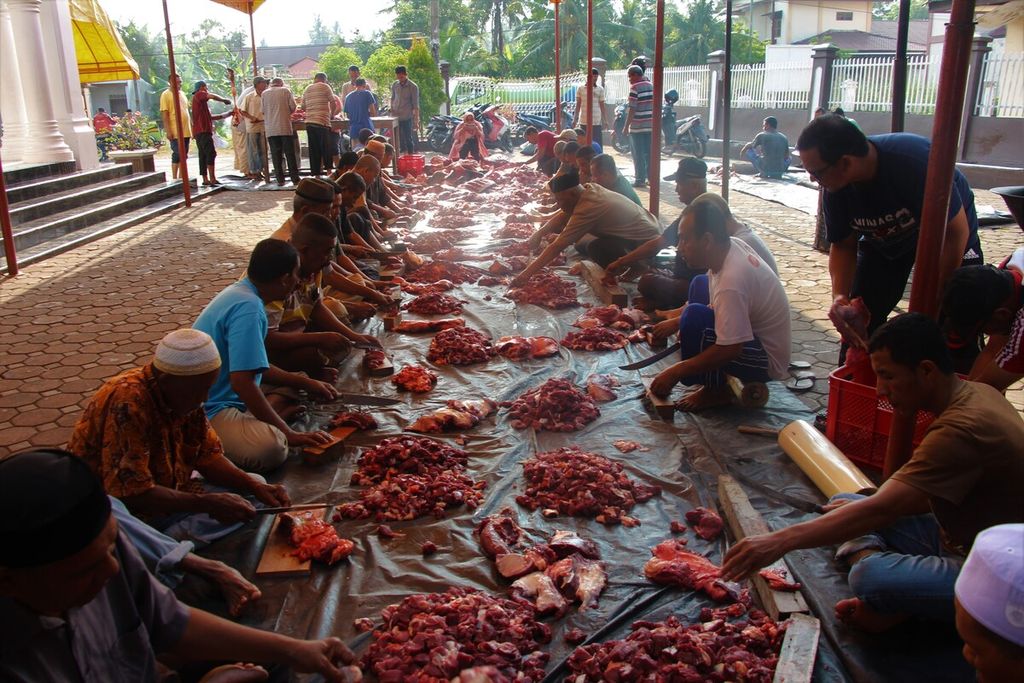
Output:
top-left (256, 509), bottom-right (329, 577)
top-left (772, 613), bottom-right (820, 683)
top-left (578, 260), bottom-right (628, 306)
top-left (642, 378), bottom-right (675, 422)
top-left (382, 311), bottom-right (402, 331)
top-left (302, 425), bottom-right (357, 458)
top-left (363, 350), bottom-right (394, 377)
top-left (718, 475), bottom-right (810, 619)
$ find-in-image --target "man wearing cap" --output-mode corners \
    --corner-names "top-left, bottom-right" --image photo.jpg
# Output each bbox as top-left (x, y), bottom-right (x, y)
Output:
top-left (721, 313), bottom-right (1024, 632)
top-left (510, 171), bottom-right (662, 285)
top-left (68, 328), bottom-right (290, 544)
top-left (195, 239), bottom-right (336, 472)
top-left (0, 448), bottom-right (363, 681)
top-left (740, 116), bottom-right (790, 179)
top-left (262, 77), bottom-right (300, 185)
top-left (190, 81), bottom-right (234, 187)
top-left (240, 76), bottom-right (270, 182)
top-left (955, 524), bottom-right (1024, 683)
top-left (522, 126), bottom-right (560, 176)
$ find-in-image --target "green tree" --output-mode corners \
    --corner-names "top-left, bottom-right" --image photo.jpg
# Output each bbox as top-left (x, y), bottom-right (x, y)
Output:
top-left (611, 0), bottom-right (655, 68)
top-left (512, 0), bottom-right (624, 75)
top-left (439, 24), bottom-right (503, 76)
top-left (349, 30), bottom-right (383, 62)
top-left (364, 43), bottom-right (409, 101)
top-left (318, 45), bottom-right (364, 87)
top-left (308, 14), bottom-right (343, 44)
top-left (873, 0), bottom-right (929, 20)
top-left (385, 0), bottom-right (481, 47)
top-left (405, 38), bottom-right (447, 122)
top-left (115, 20), bottom-right (168, 118)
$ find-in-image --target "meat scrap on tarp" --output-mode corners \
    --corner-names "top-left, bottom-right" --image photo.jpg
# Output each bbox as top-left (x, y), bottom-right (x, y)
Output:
top-left (393, 318), bottom-right (465, 334)
top-left (505, 378), bottom-right (600, 431)
top-left (494, 336), bottom-right (559, 361)
top-left (427, 326), bottom-right (496, 366)
top-left (327, 411), bottom-right (378, 431)
top-left (408, 398), bottom-right (498, 434)
top-left (506, 270), bottom-right (580, 309)
top-left (517, 446), bottom-right (662, 527)
top-left (685, 506), bottom-right (725, 541)
top-left (403, 292), bottom-right (466, 315)
top-left (645, 539), bottom-right (750, 604)
top-left (391, 364), bottom-right (438, 392)
top-left (561, 327), bottom-right (629, 352)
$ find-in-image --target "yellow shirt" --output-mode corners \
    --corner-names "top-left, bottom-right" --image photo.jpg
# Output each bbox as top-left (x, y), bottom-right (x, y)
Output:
top-left (159, 89), bottom-right (192, 138)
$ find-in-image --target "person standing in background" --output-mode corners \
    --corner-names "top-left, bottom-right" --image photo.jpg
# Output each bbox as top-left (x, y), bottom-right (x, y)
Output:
top-left (262, 78), bottom-right (300, 186)
top-left (159, 74), bottom-right (192, 180)
top-left (240, 77), bottom-right (270, 182)
top-left (571, 68), bottom-right (606, 146)
top-left (390, 66), bottom-right (419, 155)
top-left (301, 72), bottom-right (339, 177)
top-left (622, 65), bottom-right (654, 187)
top-left (190, 81), bottom-right (233, 187)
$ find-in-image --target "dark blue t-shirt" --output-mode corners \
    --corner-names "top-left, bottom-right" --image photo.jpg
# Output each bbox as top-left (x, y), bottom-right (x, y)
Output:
top-left (823, 133), bottom-right (981, 261)
top-left (344, 90), bottom-right (376, 139)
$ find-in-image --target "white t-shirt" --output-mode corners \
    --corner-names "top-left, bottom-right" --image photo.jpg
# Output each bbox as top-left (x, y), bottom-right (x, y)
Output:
top-left (709, 238), bottom-right (791, 379)
top-left (732, 223), bottom-right (778, 275)
top-left (576, 84), bottom-right (605, 126)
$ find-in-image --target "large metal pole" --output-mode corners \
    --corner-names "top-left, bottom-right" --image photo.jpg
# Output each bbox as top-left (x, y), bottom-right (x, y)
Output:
top-left (721, 0), bottom-right (733, 201)
top-left (585, 0), bottom-right (593, 146)
top-left (162, 0), bottom-right (191, 207)
top-left (0, 153), bottom-right (18, 276)
top-left (649, 0), bottom-right (665, 215)
top-left (891, 0), bottom-right (911, 131)
top-left (248, 1), bottom-right (258, 77)
top-left (883, 0), bottom-right (976, 477)
top-left (553, 0), bottom-right (561, 132)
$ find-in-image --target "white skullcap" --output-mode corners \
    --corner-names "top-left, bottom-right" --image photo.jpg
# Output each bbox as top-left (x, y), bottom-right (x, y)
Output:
top-left (153, 329), bottom-right (221, 376)
top-left (558, 129), bottom-right (578, 141)
top-left (955, 523), bottom-right (1024, 646)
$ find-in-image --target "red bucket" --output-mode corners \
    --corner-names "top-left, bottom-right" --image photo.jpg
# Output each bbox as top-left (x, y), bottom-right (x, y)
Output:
top-left (397, 154), bottom-right (425, 176)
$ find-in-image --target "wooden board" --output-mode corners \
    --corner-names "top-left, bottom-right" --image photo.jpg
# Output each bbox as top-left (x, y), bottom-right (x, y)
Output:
top-left (642, 378), bottom-right (676, 422)
top-left (302, 425), bottom-right (357, 458)
top-left (363, 350), bottom-right (395, 377)
top-left (772, 613), bottom-right (820, 683)
top-left (717, 475), bottom-right (810, 620)
top-left (725, 375), bottom-right (770, 409)
top-left (255, 508), bottom-right (329, 577)
top-left (578, 260), bottom-right (628, 307)
top-left (382, 311), bottom-right (402, 331)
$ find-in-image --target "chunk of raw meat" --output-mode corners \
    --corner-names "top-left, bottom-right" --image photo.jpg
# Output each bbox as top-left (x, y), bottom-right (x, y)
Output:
top-left (511, 571), bottom-right (568, 616)
top-left (408, 399), bottom-right (498, 433)
top-left (644, 539), bottom-right (749, 604)
top-left (585, 374), bottom-right (619, 401)
top-left (611, 440), bottom-right (648, 453)
top-left (507, 378), bottom-right (600, 431)
top-left (759, 567), bottom-right (802, 591)
top-left (561, 327), bottom-right (629, 351)
top-left (279, 510), bottom-right (354, 565)
top-left (685, 506), bottom-right (725, 541)
top-left (494, 335), bottom-right (559, 360)
top-left (403, 292), bottom-right (466, 315)
top-left (548, 530), bottom-right (600, 559)
top-left (393, 317), bottom-right (465, 334)
top-left (427, 326), bottom-right (495, 366)
top-left (506, 270), bottom-right (579, 309)
top-left (328, 411), bottom-right (378, 431)
top-left (475, 508), bottom-right (524, 558)
top-left (391, 364), bottom-right (438, 392)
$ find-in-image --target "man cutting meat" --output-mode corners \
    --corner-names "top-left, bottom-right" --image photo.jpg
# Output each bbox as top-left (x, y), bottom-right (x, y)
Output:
top-left (798, 115), bottom-right (983, 356)
top-left (509, 171), bottom-right (662, 286)
top-left (721, 313), bottom-right (1024, 633)
top-left (649, 195), bottom-right (790, 410)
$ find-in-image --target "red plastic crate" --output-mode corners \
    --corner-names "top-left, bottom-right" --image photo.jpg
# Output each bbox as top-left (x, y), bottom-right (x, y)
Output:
top-left (826, 360), bottom-right (935, 470)
top-left (397, 154), bottom-right (425, 176)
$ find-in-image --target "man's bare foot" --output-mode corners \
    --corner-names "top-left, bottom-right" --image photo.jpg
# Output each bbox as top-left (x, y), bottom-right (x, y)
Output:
top-left (180, 554), bottom-right (262, 617)
top-left (199, 663), bottom-right (269, 683)
top-left (834, 598), bottom-right (909, 633)
top-left (674, 385), bottom-right (734, 412)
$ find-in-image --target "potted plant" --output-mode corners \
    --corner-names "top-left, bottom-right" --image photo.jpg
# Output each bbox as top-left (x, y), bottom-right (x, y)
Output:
top-left (106, 114), bottom-right (163, 173)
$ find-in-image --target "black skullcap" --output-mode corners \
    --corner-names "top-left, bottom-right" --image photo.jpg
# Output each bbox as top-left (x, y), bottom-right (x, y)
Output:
top-left (0, 449), bottom-right (111, 568)
top-left (295, 178), bottom-right (335, 204)
top-left (549, 171), bottom-right (580, 193)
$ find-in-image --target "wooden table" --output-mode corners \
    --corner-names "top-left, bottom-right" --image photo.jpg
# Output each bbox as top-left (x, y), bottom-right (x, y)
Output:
top-left (292, 116), bottom-right (400, 173)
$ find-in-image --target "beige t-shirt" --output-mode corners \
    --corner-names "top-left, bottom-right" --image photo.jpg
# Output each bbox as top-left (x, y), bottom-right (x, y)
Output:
top-left (890, 380), bottom-right (1024, 555)
top-left (241, 91), bottom-right (264, 133)
top-left (159, 89), bottom-right (192, 138)
top-left (576, 84), bottom-right (605, 126)
top-left (561, 183), bottom-right (662, 244)
top-left (302, 82), bottom-right (336, 127)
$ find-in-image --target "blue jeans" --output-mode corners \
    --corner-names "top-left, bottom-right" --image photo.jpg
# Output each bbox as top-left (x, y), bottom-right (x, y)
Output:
top-left (744, 149), bottom-right (790, 178)
top-left (246, 131), bottom-right (266, 175)
top-left (677, 275), bottom-right (771, 387)
top-left (110, 497), bottom-right (192, 588)
top-left (831, 493), bottom-right (965, 622)
top-left (629, 131), bottom-right (652, 184)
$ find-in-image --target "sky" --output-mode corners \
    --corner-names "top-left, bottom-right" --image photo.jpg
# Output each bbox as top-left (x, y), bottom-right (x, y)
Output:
top-left (98, 0), bottom-right (396, 46)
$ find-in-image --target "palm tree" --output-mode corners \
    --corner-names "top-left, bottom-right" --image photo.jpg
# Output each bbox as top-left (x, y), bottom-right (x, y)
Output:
top-left (512, 0), bottom-right (630, 74)
top-left (469, 0), bottom-right (529, 62)
top-left (614, 0), bottom-right (655, 67)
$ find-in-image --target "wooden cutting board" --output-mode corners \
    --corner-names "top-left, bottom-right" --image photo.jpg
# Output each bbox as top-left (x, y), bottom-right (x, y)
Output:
top-left (256, 508), bottom-right (331, 577)
top-left (579, 260), bottom-right (628, 306)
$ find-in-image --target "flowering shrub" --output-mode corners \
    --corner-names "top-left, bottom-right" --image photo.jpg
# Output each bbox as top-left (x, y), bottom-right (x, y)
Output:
top-left (106, 114), bottom-right (163, 151)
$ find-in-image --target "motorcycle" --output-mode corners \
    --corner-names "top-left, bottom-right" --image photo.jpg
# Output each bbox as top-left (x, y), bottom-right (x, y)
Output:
top-left (612, 103), bottom-right (631, 153)
top-left (672, 114), bottom-right (709, 159)
top-left (425, 113), bottom-right (460, 153)
top-left (661, 90), bottom-right (679, 151)
top-left (480, 104), bottom-right (513, 152)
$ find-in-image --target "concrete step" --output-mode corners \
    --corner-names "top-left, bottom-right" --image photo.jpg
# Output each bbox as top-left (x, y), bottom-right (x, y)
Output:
top-left (5, 163), bottom-right (133, 204)
top-left (8, 181), bottom-right (194, 252)
top-left (9, 171), bottom-right (166, 227)
top-left (1, 160), bottom-right (77, 186)
top-left (2, 183), bottom-right (223, 272)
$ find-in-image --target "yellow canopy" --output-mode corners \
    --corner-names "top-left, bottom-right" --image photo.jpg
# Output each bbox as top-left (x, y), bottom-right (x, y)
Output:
top-left (209, 0), bottom-right (266, 13)
top-left (70, 0), bottom-right (140, 83)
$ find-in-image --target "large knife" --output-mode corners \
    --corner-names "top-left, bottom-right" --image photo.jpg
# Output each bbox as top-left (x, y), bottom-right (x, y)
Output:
top-left (322, 393), bottom-right (403, 407)
top-left (618, 342), bottom-right (681, 370)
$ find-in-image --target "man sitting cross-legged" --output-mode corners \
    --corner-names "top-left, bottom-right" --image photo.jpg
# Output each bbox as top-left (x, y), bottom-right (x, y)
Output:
top-left (194, 239), bottom-right (336, 473)
top-left (649, 194), bottom-right (791, 410)
top-left (722, 313), bottom-right (1024, 633)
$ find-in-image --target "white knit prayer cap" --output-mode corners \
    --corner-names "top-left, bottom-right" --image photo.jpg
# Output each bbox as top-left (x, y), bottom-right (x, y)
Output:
top-left (153, 329), bottom-right (221, 376)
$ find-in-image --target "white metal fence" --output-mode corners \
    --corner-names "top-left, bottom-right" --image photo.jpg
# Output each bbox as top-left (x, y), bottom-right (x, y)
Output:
top-left (731, 61), bottom-right (811, 109)
top-left (976, 51), bottom-right (1024, 118)
top-left (830, 54), bottom-right (938, 115)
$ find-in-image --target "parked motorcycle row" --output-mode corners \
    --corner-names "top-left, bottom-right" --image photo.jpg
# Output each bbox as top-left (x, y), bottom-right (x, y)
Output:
top-left (612, 89), bottom-right (709, 159)
top-left (425, 103), bottom-right (513, 154)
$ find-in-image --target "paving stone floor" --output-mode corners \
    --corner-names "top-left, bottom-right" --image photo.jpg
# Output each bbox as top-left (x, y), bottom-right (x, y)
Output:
top-left (0, 162), bottom-right (1020, 457)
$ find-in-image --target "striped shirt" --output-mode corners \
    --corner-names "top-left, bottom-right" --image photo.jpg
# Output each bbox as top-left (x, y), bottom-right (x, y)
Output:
top-left (628, 78), bottom-right (654, 132)
top-left (302, 81), bottom-right (336, 127)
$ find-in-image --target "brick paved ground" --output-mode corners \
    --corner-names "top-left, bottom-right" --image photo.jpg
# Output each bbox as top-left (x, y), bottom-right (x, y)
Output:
top-left (0, 158), bottom-right (1020, 456)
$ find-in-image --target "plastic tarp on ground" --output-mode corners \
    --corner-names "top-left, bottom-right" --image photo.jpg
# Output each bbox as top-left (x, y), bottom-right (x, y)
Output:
top-left (180, 199), bottom-right (972, 682)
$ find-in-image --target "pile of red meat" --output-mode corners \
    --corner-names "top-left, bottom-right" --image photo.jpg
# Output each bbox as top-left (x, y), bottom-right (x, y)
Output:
top-left (408, 233), bottom-right (454, 254)
top-left (394, 318), bottom-right (465, 334)
top-left (392, 277), bottom-right (455, 295)
top-left (686, 506), bottom-right (725, 541)
top-left (406, 260), bottom-right (480, 285)
top-left (360, 587), bottom-right (550, 681)
top-left (409, 399), bottom-right (498, 433)
top-left (516, 446), bottom-right (661, 526)
top-left (644, 539), bottom-right (749, 603)
top-left (477, 509), bottom-right (608, 616)
top-left (404, 292), bottom-right (465, 315)
top-left (279, 510), bottom-right (354, 565)
top-left (561, 327), bottom-right (629, 351)
top-left (565, 608), bottom-right (787, 681)
top-left (427, 326), bottom-right (496, 366)
top-left (506, 378), bottom-right (600, 431)
top-left (335, 436), bottom-right (485, 521)
top-left (573, 305), bottom-right (649, 331)
top-left (506, 271), bottom-right (580, 309)
top-left (494, 222), bottom-right (536, 239)
top-left (328, 411), bottom-right (378, 431)
top-left (391, 364), bottom-right (438, 392)
top-left (363, 350), bottom-right (390, 371)
top-left (494, 336), bottom-right (559, 361)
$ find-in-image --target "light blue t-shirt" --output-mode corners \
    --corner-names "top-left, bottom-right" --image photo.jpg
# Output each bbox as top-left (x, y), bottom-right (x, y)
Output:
top-left (193, 278), bottom-right (269, 418)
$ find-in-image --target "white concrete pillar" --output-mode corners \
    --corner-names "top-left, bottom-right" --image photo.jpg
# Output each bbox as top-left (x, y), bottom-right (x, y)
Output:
top-left (0, 2), bottom-right (30, 162)
top-left (5, 0), bottom-right (73, 163)
top-left (40, 0), bottom-right (98, 170)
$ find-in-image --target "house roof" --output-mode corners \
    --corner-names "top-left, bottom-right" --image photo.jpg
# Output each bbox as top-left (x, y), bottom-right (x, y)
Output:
top-left (869, 20), bottom-right (931, 47)
top-left (240, 43), bottom-right (336, 68)
top-left (794, 27), bottom-right (928, 52)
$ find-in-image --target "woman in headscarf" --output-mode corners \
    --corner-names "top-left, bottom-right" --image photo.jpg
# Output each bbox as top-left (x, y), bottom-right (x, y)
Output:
top-left (449, 112), bottom-right (486, 161)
